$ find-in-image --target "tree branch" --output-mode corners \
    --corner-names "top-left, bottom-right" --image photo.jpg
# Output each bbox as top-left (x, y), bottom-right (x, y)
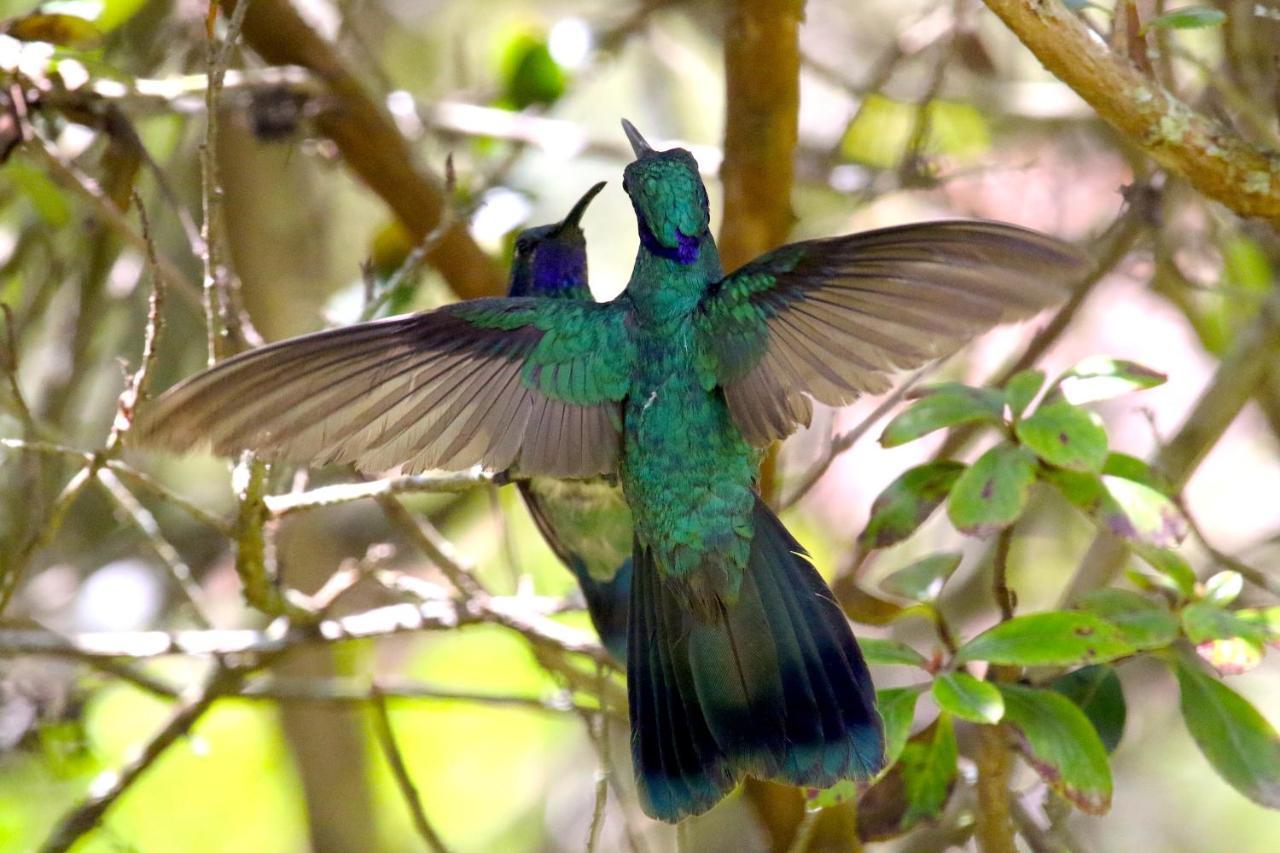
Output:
top-left (220, 0), bottom-right (504, 299)
top-left (981, 0), bottom-right (1280, 223)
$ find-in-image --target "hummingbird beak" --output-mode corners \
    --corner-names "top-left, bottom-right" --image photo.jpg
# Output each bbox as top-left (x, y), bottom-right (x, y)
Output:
top-left (621, 119), bottom-right (654, 158)
top-left (556, 181), bottom-right (607, 233)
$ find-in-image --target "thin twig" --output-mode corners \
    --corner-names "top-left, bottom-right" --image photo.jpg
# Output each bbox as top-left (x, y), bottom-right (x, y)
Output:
top-left (39, 658), bottom-right (266, 853)
top-left (237, 675), bottom-right (600, 714)
top-left (0, 304), bottom-right (41, 436)
top-left (264, 470), bottom-right (495, 517)
top-left (782, 367), bottom-right (931, 510)
top-left (0, 440), bottom-right (234, 536)
top-left (96, 467), bottom-right (215, 628)
top-left (22, 137), bottom-right (203, 307)
top-left (0, 464), bottom-right (96, 615)
top-left (375, 495), bottom-right (488, 599)
top-left (992, 527), bottom-right (1015, 622)
top-left (370, 688), bottom-right (452, 852)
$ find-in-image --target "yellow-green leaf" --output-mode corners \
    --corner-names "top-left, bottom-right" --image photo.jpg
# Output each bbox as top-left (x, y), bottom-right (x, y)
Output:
top-left (880, 385), bottom-right (1004, 448)
top-left (999, 683), bottom-right (1113, 813)
top-left (1016, 400), bottom-right (1109, 472)
top-left (947, 443), bottom-right (1037, 536)
top-left (932, 672), bottom-right (1003, 724)
top-left (956, 611), bottom-right (1135, 667)
top-left (879, 552), bottom-right (962, 603)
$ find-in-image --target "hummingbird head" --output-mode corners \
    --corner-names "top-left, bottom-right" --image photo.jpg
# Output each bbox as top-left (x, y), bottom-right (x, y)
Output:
top-left (506, 181), bottom-right (605, 299)
top-left (620, 119), bottom-right (709, 264)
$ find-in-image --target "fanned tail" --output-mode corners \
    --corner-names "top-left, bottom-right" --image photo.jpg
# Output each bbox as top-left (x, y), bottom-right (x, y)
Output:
top-left (629, 496), bottom-right (885, 822)
top-left (570, 557), bottom-right (631, 663)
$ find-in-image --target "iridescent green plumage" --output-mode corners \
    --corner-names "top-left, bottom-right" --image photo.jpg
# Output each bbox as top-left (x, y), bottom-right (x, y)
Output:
top-left (133, 120), bottom-right (1088, 824)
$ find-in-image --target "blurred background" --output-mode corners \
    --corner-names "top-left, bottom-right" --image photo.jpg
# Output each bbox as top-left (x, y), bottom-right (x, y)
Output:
top-left (1, 0), bottom-right (1278, 850)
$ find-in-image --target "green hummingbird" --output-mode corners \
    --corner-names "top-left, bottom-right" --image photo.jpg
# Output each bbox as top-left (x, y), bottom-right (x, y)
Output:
top-left (134, 120), bottom-right (1086, 822)
top-left (506, 181), bottom-right (632, 663)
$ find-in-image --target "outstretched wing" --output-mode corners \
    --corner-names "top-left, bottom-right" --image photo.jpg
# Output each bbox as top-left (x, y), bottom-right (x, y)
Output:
top-left (695, 220), bottom-right (1089, 445)
top-left (133, 298), bottom-right (635, 478)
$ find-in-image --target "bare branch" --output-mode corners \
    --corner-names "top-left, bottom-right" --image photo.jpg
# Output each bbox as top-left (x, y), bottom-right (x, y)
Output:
top-left (370, 688), bottom-right (452, 852)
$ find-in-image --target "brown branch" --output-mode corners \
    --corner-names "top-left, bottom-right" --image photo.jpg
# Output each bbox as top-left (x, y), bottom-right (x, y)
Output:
top-left (981, 0), bottom-right (1280, 223)
top-left (992, 526), bottom-right (1015, 622)
top-left (220, 0), bottom-right (504, 299)
top-left (369, 688), bottom-right (452, 853)
top-left (974, 725), bottom-right (1017, 853)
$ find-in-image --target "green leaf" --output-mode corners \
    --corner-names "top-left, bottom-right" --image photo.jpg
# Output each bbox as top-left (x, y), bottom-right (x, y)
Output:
top-left (901, 713), bottom-right (958, 828)
top-left (1052, 356), bottom-right (1167, 405)
top-left (858, 462), bottom-right (966, 550)
top-left (1101, 452), bottom-right (1172, 493)
top-left (840, 94), bottom-right (990, 169)
top-left (1236, 606), bottom-right (1280, 639)
top-left (880, 384), bottom-right (1004, 448)
top-left (804, 779), bottom-right (858, 810)
top-left (1077, 588), bottom-right (1179, 650)
top-left (498, 33), bottom-right (567, 109)
top-left (932, 672), bottom-right (1003, 724)
top-left (999, 683), bottom-right (1113, 813)
top-left (1044, 468), bottom-right (1188, 549)
top-left (880, 552), bottom-right (962, 602)
top-left (956, 611), bottom-right (1136, 667)
top-left (861, 637), bottom-right (928, 668)
top-left (947, 443), bottom-right (1038, 536)
top-left (1004, 369), bottom-right (1045, 419)
top-left (1104, 476), bottom-right (1187, 547)
top-left (1144, 7), bottom-right (1227, 33)
top-left (878, 686), bottom-right (924, 768)
top-left (1049, 665), bottom-right (1127, 753)
top-left (1173, 656), bottom-right (1280, 808)
top-left (1015, 401), bottom-right (1109, 472)
top-left (1134, 546), bottom-right (1197, 596)
top-left (1181, 603), bottom-right (1268, 675)
top-left (1202, 570), bottom-right (1243, 606)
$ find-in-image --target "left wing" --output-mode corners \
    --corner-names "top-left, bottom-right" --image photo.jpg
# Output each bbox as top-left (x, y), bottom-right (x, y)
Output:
top-left (132, 298), bottom-right (636, 478)
top-left (695, 220), bottom-right (1089, 445)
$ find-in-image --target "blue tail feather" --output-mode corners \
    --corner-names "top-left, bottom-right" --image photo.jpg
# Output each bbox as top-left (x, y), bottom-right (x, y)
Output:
top-left (570, 557), bottom-right (632, 664)
top-left (629, 496), bottom-right (885, 822)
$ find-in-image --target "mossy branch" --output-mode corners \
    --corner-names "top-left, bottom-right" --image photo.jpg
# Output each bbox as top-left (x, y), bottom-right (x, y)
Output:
top-left (982, 0), bottom-right (1280, 223)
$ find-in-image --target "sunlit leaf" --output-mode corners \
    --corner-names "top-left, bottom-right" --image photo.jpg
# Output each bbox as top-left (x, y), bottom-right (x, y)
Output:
top-left (498, 32), bottom-right (567, 109)
top-left (1015, 400), bottom-right (1108, 472)
top-left (947, 443), bottom-right (1037, 536)
top-left (840, 95), bottom-right (990, 169)
top-left (998, 683), bottom-right (1113, 813)
top-left (878, 686), bottom-right (924, 768)
top-left (1236, 606), bottom-right (1280, 639)
top-left (879, 552), bottom-right (962, 603)
top-left (861, 637), bottom-right (928, 668)
top-left (1077, 588), bottom-right (1178, 650)
top-left (900, 712), bottom-right (958, 828)
top-left (1051, 356), bottom-right (1166, 405)
top-left (805, 778), bottom-right (858, 810)
top-left (956, 611), bottom-right (1135, 667)
top-left (932, 672), bottom-right (1003, 724)
top-left (1202, 570), bottom-right (1243, 606)
top-left (880, 384), bottom-right (1004, 448)
top-left (1104, 476), bottom-right (1187, 547)
top-left (858, 462), bottom-right (965, 550)
top-left (1182, 602), bottom-right (1268, 675)
top-left (1173, 656), bottom-right (1280, 808)
top-left (1049, 665), bottom-right (1127, 753)
top-left (1044, 468), bottom-right (1188, 549)
top-left (1144, 7), bottom-right (1227, 33)
top-left (843, 584), bottom-right (908, 626)
top-left (1004, 369), bottom-right (1044, 419)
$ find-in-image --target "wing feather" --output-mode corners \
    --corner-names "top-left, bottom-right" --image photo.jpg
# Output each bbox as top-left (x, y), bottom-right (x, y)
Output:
top-left (698, 220), bottom-right (1089, 445)
top-left (133, 299), bottom-right (635, 478)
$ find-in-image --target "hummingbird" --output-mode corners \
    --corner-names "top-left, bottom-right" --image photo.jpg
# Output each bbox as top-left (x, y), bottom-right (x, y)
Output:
top-left (134, 120), bottom-right (1087, 822)
top-left (506, 181), bottom-right (633, 664)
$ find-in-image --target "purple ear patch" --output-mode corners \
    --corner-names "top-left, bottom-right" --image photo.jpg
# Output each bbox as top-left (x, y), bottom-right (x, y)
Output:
top-left (675, 231), bottom-right (699, 264)
top-left (638, 219), bottom-right (700, 265)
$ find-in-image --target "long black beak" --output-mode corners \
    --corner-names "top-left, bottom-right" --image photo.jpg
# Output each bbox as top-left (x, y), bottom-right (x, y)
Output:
top-left (556, 181), bottom-right (607, 232)
top-left (621, 118), bottom-right (654, 158)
